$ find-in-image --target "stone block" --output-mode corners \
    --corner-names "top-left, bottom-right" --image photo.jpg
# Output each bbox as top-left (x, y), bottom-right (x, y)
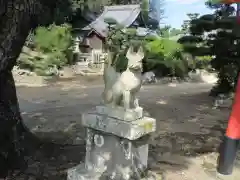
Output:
top-left (95, 106), bottom-right (143, 121)
top-left (82, 112), bottom-right (156, 140)
top-left (67, 128), bottom-right (150, 180)
top-left (68, 164), bottom-right (100, 180)
top-left (69, 104), bottom-right (156, 180)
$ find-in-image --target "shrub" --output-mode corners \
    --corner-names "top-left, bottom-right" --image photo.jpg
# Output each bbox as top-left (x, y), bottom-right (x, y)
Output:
top-left (34, 23), bottom-right (73, 53)
top-left (144, 38), bottom-right (192, 78)
top-left (18, 23), bottom-right (73, 75)
top-left (195, 55), bottom-right (212, 70)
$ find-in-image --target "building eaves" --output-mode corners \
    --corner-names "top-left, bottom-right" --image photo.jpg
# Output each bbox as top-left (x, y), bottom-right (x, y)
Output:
top-left (82, 4), bottom-right (141, 37)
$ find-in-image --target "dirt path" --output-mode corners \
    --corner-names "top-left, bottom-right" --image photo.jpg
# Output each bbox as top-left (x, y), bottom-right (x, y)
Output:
top-left (15, 82), bottom-right (240, 180)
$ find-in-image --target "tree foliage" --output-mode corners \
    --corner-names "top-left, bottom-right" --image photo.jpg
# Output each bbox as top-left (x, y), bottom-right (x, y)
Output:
top-left (104, 18), bottom-right (146, 72)
top-left (145, 38), bottom-right (195, 77)
top-left (20, 0), bottom-right (162, 75)
top-left (179, 3), bottom-right (240, 95)
top-left (18, 24), bottom-right (73, 75)
top-left (181, 13), bottom-right (200, 34)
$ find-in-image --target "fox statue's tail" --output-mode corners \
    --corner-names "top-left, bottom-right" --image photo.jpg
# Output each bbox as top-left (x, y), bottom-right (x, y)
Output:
top-left (102, 52), bottom-right (118, 104)
top-left (102, 89), bottom-right (113, 104)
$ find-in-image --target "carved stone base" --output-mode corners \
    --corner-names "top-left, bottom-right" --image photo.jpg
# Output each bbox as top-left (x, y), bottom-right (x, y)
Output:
top-left (68, 128), bottom-right (150, 180)
top-left (67, 163), bottom-right (99, 180)
top-left (68, 106), bottom-right (156, 180)
top-left (68, 164), bottom-right (158, 180)
top-left (95, 105), bottom-right (143, 121)
top-left (82, 107), bottom-right (156, 140)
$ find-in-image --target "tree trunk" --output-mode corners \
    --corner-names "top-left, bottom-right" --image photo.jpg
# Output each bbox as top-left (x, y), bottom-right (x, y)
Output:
top-left (0, 0), bottom-right (35, 177)
top-left (0, 0), bottom-right (63, 176)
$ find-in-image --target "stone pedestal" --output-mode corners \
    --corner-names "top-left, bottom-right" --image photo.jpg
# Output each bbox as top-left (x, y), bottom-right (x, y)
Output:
top-left (67, 106), bottom-right (156, 180)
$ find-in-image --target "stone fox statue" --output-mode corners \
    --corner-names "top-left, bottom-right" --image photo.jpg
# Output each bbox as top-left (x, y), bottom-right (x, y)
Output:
top-left (102, 46), bottom-right (144, 109)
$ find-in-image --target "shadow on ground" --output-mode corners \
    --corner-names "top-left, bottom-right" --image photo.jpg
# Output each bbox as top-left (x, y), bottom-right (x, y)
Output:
top-left (8, 131), bottom-right (86, 180)
top-left (144, 92), bottom-right (232, 178)
top-left (12, 91), bottom-right (236, 179)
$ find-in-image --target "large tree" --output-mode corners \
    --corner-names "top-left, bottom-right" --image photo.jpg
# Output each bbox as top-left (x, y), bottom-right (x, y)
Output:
top-left (178, 2), bottom-right (239, 95)
top-left (0, 0), bottom-right (78, 177)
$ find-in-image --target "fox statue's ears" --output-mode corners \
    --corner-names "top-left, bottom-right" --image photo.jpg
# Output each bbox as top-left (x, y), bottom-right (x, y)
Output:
top-left (137, 46), bottom-right (144, 60)
top-left (126, 46), bottom-right (144, 61)
top-left (126, 46), bottom-right (134, 60)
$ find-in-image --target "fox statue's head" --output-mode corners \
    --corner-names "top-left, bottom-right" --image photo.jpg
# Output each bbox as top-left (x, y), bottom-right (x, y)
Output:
top-left (126, 46), bottom-right (144, 71)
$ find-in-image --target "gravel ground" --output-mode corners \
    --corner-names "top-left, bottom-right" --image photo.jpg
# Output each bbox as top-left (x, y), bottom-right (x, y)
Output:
top-left (13, 79), bottom-right (240, 180)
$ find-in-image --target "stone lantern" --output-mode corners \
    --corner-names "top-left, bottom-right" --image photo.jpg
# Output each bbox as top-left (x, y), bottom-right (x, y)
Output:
top-left (73, 36), bottom-right (81, 53)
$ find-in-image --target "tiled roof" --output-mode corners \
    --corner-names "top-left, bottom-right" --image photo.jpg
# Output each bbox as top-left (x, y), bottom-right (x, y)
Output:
top-left (82, 4), bottom-right (141, 37)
